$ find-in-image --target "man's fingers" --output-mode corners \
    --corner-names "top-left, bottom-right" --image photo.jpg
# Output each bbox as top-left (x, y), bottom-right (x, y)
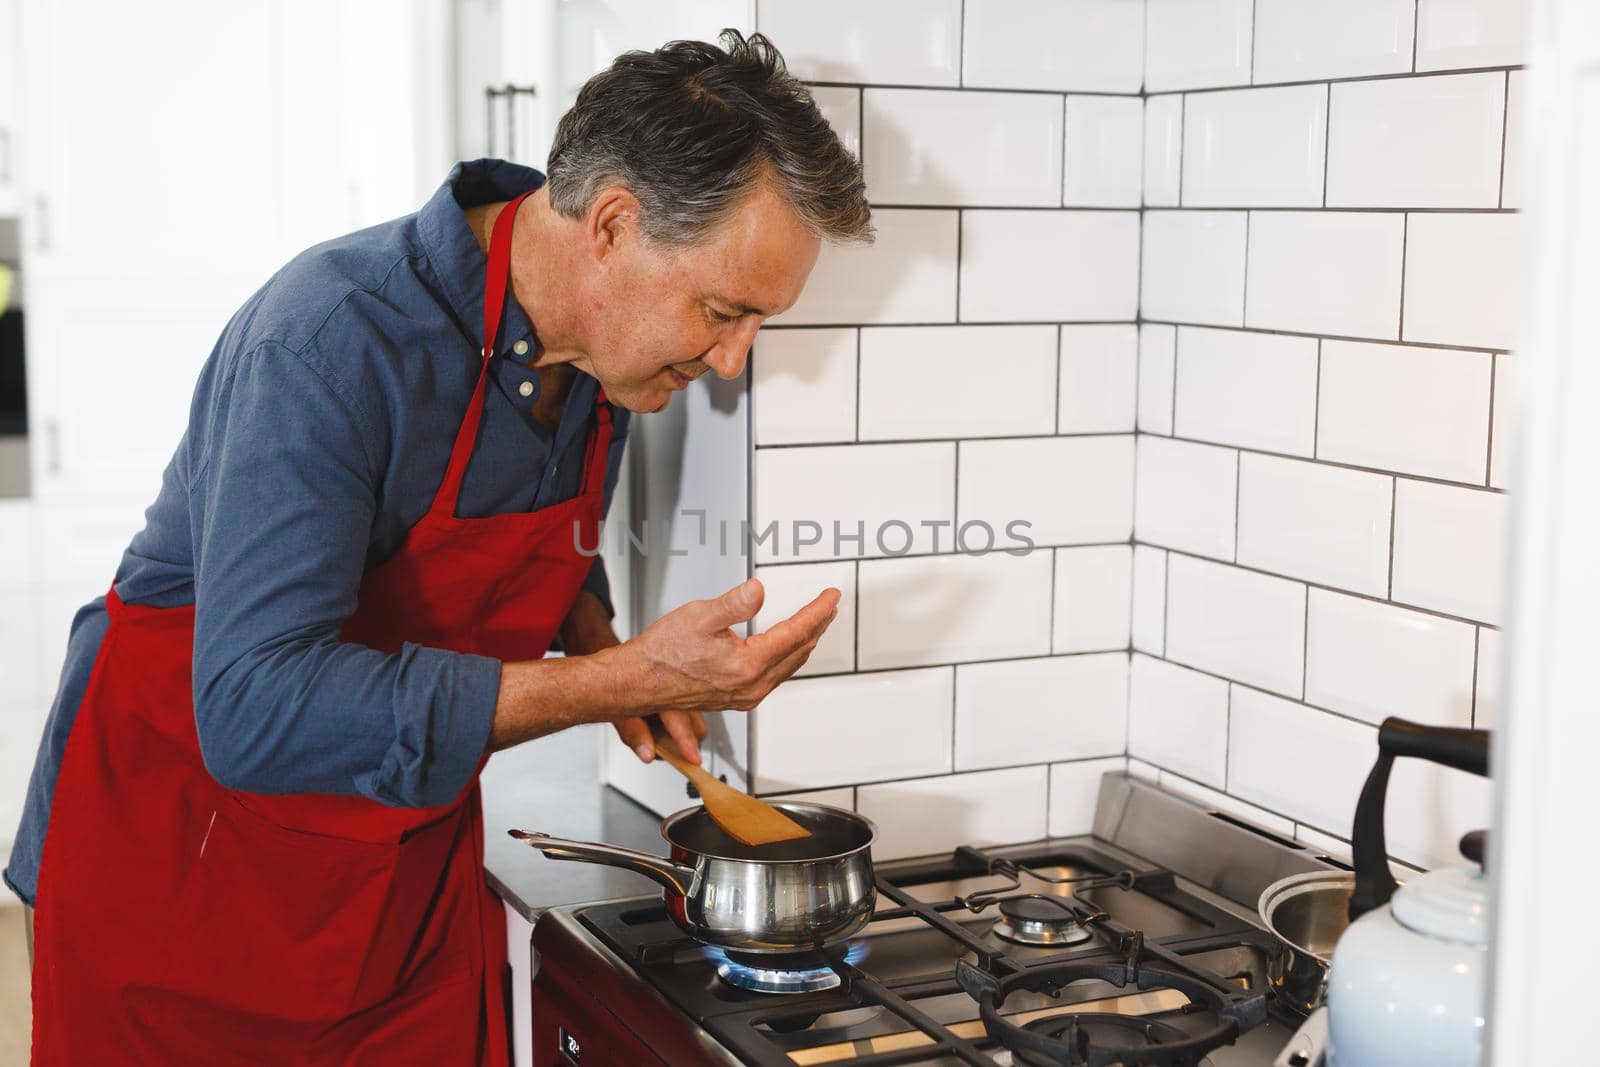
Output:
top-left (745, 588), bottom-right (840, 665)
top-left (659, 711), bottom-right (703, 765)
top-left (755, 636), bottom-right (822, 699)
top-left (614, 718), bottom-right (655, 763)
top-left (694, 578), bottom-right (765, 632)
top-left (690, 712), bottom-right (710, 740)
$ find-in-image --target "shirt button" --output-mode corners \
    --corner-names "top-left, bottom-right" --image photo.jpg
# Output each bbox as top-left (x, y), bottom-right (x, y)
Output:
top-left (512, 339), bottom-right (529, 356)
top-left (519, 380), bottom-right (535, 398)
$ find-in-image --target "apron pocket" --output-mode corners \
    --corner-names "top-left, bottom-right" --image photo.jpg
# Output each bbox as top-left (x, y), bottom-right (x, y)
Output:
top-left (183, 796), bottom-right (426, 1021)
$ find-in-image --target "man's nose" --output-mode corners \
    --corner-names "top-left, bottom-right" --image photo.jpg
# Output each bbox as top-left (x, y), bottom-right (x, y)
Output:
top-left (704, 319), bottom-right (762, 379)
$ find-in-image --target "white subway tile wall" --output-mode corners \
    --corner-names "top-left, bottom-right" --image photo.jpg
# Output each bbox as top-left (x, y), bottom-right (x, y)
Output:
top-left (959, 210), bottom-right (1140, 322)
top-left (1244, 211), bottom-right (1406, 338)
top-left (1136, 324), bottom-right (1178, 434)
top-left (858, 325), bottom-right (1057, 441)
top-left (1052, 545), bottom-right (1134, 653)
top-left (1059, 325), bottom-right (1139, 434)
top-left (744, 0), bottom-right (1516, 866)
top-left (863, 89), bottom-right (1064, 207)
top-left (752, 668), bottom-right (953, 793)
top-left (1127, 0), bottom-right (1516, 870)
top-left (1180, 85), bottom-right (1328, 207)
top-left (1251, 0), bottom-right (1415, 83)
top-left (1063, 95), bottom-right (1145, 208)
top-left (1326, 73), bottom-right (1505, 208)
top-left (1234, 453), bottom-right (1393, 596)
top-left (1140, 211), bottom-right (1248, 326)
top-left (856, 766), bottom-right (1049, 861)
top-left (1143, 95), bottom-right (1184, 207)
top-left (954, 654), bottom-right (1128, 771)
top-left (1173, 327), bottom-right (1319, 456)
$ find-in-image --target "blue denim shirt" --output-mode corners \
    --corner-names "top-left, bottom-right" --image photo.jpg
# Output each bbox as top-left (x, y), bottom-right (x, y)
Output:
top-left (4, 160), bottom-right (630, 907)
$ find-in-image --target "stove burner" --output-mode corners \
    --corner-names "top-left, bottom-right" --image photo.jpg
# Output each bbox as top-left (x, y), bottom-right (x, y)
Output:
top-left (957, 945), bottom-right (1266, 1067)
top-left (711, 944), bottom-right (865, 995)
top-left (994, 894), bottom-right (1095, 946)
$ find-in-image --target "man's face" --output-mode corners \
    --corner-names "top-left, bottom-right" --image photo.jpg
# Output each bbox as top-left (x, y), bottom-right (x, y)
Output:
top-left (581, 180), bottom-right (821, 413)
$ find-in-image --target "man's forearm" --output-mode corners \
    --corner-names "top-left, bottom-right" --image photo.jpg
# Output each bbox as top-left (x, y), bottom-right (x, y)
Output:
top-left (488, 592), bottom-right (626, 751)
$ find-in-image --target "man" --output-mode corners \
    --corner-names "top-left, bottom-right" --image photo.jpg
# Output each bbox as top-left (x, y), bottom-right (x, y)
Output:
top-left (6, 30), bottom-right (870, 1064)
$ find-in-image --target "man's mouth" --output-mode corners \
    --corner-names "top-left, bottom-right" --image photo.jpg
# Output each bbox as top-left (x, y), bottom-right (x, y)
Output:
top-left (666, 366), bottom-right (694, 389)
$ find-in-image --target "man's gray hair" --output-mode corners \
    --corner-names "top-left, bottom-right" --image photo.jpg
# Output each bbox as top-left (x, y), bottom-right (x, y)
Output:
top-left (545, 30), bottom-right (872, 247)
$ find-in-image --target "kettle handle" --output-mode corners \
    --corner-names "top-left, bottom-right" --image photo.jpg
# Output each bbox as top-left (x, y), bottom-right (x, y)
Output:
top-left (1348, 718), bottom-right (1490, 922)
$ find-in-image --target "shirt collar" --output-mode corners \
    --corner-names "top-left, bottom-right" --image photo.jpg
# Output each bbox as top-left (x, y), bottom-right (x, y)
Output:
top-left (416, 158), bottom-right (546, 360)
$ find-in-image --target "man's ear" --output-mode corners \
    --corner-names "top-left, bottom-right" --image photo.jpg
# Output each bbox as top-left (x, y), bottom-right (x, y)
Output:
top-left (586, 186), bottom-right (642, 264)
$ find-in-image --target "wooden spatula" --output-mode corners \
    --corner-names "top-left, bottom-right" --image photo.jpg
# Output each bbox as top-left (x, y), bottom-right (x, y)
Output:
top-left (649, 723), bottom-right (812, 848)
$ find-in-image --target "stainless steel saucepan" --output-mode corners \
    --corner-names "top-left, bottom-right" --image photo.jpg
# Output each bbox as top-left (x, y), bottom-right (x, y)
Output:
top-left (510, 802), bottom-right (877, 953)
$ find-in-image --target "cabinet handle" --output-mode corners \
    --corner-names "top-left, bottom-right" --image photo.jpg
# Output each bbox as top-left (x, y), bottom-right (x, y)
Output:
top-left (45, 420), bottom-right (61, 476)
top-left (0, 128), bottom-right (11, 185)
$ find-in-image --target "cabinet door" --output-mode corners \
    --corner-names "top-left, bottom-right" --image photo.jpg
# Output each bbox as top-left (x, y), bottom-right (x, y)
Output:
top-left (19, 0), bottom-right (283, 281)
top-left (23, 275), bottom-right (259, 501)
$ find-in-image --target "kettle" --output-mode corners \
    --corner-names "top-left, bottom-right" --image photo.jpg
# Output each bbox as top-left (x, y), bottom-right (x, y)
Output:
top-left (1324, 718), bottom-right (1491, 1067)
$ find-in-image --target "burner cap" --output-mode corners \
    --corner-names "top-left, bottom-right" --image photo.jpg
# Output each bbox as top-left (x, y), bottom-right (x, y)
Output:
top-left (994, 895), bottom-right (1094, 946)
top-left (714, 947), bottom-right (849, 995)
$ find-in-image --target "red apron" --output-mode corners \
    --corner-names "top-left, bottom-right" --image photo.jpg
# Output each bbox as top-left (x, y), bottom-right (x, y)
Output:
top-left (30, 190), bottom-right (611, 1065)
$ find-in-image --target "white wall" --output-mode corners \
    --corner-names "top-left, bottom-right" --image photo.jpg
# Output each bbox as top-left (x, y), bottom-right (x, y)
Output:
top-left (1130, 0), bottom-right (1522, 870)
top-left (744, 0), bottom-right (1144, 862)
top-left (742, 0), bottom-right (1526, 870)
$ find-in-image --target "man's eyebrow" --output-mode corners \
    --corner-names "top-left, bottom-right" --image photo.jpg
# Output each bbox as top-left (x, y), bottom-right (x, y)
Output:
top-left (710, 298), bottom-right (768, 316)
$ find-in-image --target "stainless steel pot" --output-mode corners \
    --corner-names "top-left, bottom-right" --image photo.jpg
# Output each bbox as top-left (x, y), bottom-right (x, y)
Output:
top-left (1258, 870), bottom-right (1354, 1017)
top-left (510, 802), bottom-right (877, 953)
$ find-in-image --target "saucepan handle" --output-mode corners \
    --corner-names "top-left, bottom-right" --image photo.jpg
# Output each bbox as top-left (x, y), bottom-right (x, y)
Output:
top-left (508, 829), bottom-right (698, 896)
top-left (1348, 718), bottom-right (1490, 922)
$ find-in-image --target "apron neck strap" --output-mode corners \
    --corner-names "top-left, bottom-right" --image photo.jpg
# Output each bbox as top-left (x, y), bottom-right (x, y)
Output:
top-left (433, 190), bottom-right (615, 519)
top-left (480, 190), bottom-right (534, 360)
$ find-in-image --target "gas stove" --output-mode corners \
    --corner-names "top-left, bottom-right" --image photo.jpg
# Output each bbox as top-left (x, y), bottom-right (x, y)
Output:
top-left (526, 775), bottom-right (1341, 1066)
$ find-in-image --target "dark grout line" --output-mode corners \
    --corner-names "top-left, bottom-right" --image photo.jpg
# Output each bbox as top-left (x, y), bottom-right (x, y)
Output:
top-left (1470, 625), bottom-right (1481, 728)
top-left (954, 208), bottom-right (964, 322)
top-left (1054, 324), bottom-right (1064, 434)
top-left (1498, 71), bottom-right (1511, 209)
top-left (1175, 62), bottom-right (1525, 97)
top-left (1177, 93), bottom-right (1188, 205)
top-left (1312, 339), bottom-right (1324, 458)
top-left (765, 319), bottom-right (1138, 331)
top-left (1137, 319), bottom-right (1508, 355)
top-left (1232, 449), bottom-right (1243, 563)
top-left (1321, 83), bottom-right (1333, 206)
top-left (853, 558), bottom-right (861, 673)
top-left (1398, 213), bottom-right (1410, 340)
top-left (958, 0), bottom-right (966, 89)
top-left (1485, 354), bottom-right (1499, 486)
top-left (1300, 588), bottom-right (1310, 701)
top-left (1146, 205), bottom-right (1516, 214)
top-left (1411, 0), bottom-right (1421, 73)
top-left (1160, 542), bottom-right (1495, 630)
top-left (805, 78), bottom-right (1143, 99)
top-left (1386, 477), bottom-right (1399, 598)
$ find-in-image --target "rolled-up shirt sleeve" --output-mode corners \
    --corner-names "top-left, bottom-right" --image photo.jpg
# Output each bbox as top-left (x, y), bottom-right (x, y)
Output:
top-left (189, 341), bottom-right (499, 808)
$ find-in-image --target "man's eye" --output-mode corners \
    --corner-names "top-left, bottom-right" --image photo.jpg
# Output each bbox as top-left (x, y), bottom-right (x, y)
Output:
top-left (706, 307), bottom-right (738, 324)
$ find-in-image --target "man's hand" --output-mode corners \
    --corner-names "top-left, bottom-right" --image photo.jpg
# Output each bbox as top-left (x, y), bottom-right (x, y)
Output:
top-left (555, 591), bottom-right (714, 764)
top-left (489, 579), bottom-right (839, 755)
top-left (618, 578), bottom-right (839, 717)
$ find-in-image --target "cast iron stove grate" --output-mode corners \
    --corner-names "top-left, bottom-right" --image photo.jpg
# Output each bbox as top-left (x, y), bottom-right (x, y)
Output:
top-left (576, 842), bottom-right (1277, 1066)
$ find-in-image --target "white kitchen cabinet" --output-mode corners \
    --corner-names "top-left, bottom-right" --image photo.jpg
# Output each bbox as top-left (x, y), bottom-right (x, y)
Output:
top-left (14, 0), bottom-right (450, 499)
top-left (0, 0), bottom-right (19, 217)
